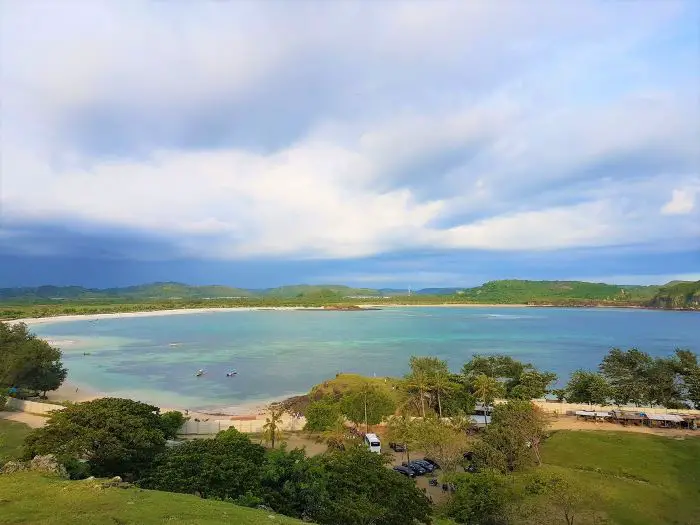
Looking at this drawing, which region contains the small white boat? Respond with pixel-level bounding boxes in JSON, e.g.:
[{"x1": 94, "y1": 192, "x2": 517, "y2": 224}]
[
  {"x1": 195, "y1": 369, "x2": 204, "y2": 377},
  {"x1": 226, "y1": 370, "x2": 238, "y2": 377}
]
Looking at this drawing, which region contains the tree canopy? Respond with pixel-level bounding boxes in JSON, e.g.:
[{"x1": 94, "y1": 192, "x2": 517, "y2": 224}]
[
  {"x1": 0, "y1": 322, "x2": 67, "y2": 396},
  {"x1": 23, "y1": 398, "x2": 178, "y2": 478}
]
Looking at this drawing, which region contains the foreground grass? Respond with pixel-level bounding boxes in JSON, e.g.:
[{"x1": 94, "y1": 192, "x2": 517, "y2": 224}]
[
  {"x1": 0, "y1": 472, "x2": 304, "y2": 525},
  {"x1": 0, "y1": 419, "x2": 31, "y2": 463},
  {"x1": 539, "y1": 431, "x2": 700, "y2": 525}
]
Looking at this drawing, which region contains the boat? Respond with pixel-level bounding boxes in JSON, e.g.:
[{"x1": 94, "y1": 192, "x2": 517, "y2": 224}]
[
  {"x1": 195, "y1": 369, "x2": 204, "y2": 377},
  {"x1": 226, "y1": 370, "x2": 238, "y2": 377}
]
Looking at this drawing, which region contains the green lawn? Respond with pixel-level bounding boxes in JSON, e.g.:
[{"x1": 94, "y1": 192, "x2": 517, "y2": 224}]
[
  {"x1": 538, "y1": 431, "x2": 700, "y2": 525},
  {"x1": 0, "y1": 472, "x2": 304, "y2": 525},
  {"x1": 0, "y1": 419, "x2": 31, "y2": 464}
]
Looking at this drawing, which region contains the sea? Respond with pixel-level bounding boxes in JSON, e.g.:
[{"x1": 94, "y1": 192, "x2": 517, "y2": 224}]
[{"x1": 30, "y1": 307, "x2": 700, "y2": 413}]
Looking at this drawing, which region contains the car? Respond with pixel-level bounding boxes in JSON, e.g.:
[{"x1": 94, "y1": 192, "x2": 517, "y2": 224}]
[
  {"x1": 465, "y1": 464, "x2": 479, "y2": 473},
  {"x1": 422, "y1": 458, "x2": 441, "y2": 469},
  {"x1": 413, "y1": 459, "x2": 436, "y2": 473},
  {"x1": 389, "y1": 442, "x2": 406, "y2": 452},
  {"x1": 402, "y1": 461, "x2": 427, "y2": 475},
  {"x1": 392, "y1": 465, "x2": 415, "y2": 478}
]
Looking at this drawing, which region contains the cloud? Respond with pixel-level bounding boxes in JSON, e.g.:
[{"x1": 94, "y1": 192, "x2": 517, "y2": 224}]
[
  {"x1": 1, "y1": 0, "x2": 698, "y2": 266},
  {"x1": 661, "y1": 188, "x2": 698, "y2": 215}
]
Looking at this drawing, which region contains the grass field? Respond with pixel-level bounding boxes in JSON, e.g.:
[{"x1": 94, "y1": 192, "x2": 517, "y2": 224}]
[
  {"x1": 538, "y1": 431, "x2": 700, "y2": 525},
  {"x1": 0, "y1": 419, "x2": 31, "y2": 464},
  {"x1": 0, "y1": 472, "x2": 304, "y2": 525}
]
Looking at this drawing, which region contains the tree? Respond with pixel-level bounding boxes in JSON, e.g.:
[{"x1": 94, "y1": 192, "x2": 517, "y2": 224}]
[
  {"x1": 159, "y1": 411, "x2": 187, "y2": 439},
  {"x1": 565, "y1": 370, "x2": 610, "y2": 406},
  {"x1": 340, "y1": 385, "x2": 395, "y2": 431},
  {"x1": 321, "y1": 419, "x2": 350, "y2": 451},
  {"x1": 472, "y1": 374, "x2": 505, "y2": 426},
  {"x1": 404, "y1": 357, "x2": 433, "y2": 417},
  {"x1": 473, "y1": 401, "x2": 548, "y2": 472},
  {"x1": 140, "y1": 427, "x2": 265, "y2": 500},
  {"x1": 522, "y1": 471, "x2": 592, "y2": 525},
  {"x1": 509, "y1": 369, "x2": 557, "y2": 400},
  {"x1": 262, "y1": 404, "x2": 286, "y2": 449},
  {"x1": 23, "y1": 398, "x2": 169, "y2": 479},
  {"x1": 0, "y1": 322, "x2": 67, "y2": 396},
  {"x1": 444, "y1": 470, "x2": 511, "y2": 525},
  {"x1": 646, "y1": 357, "x2": 685, "y2": 408},
  {"x1": 304, "y1": 398, "x2": 343, "y2": 432},
  {"x1": 309, "y1": 446, "x2": 432, "y2": 525},
  {"x1": 386, "y1": 414, "x2": 416, "y2": 462},
  {"x1": 599, "y1": 347, "x2": 653, "y2": 406},
  {"x1": 411, "y1": 417, "x2": 469, "y2": 472}
]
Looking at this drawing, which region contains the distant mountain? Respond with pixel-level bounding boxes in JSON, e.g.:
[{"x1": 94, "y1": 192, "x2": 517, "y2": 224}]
[
  {"x1": 1, "y1": 279, "x2": 691, "y2": 307},
  {"x1": 457, "y1": 280, "x2": 660, "y2": 304},
  {"x1": 648, "y1": 280, "x2": 700, "y2": 309}
]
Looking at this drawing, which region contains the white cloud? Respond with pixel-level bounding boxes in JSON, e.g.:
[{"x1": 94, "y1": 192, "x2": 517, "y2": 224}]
[
  {"x1": 1, "y1": 1, "x2": 698, "y2": 260},
  {"x1": 661, "y1": 188, "x2": 697, "y2": 215}
]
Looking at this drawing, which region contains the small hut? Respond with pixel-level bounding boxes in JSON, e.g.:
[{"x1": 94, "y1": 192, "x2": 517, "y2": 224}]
[
  {"x1": 575, "y1": 410, "x2": 611, "y2": 421},
  {"x1": 643, "y1": 413, "x2": 684, "y2": 428},
  {"x1": 611, "y1": 410, "x2": 645, "y2": 426}
]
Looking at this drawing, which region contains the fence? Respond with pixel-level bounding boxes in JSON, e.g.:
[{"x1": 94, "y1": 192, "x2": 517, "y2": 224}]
[
  {"x1": 532, "y1": 399, "x2": 700, "y2": 416},
  {"x1": 5, "y1": 398, "x2": 65, "y2": 415},
  {"x1": 179, "y1": 416, "x2": 306, "y2": 436}
]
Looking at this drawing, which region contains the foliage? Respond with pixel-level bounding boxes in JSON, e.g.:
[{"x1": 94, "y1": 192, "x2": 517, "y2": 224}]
[
  {"x1": 565, "y1": 370, "x2": 611, "y2": 405},
  {"x1": 386, "y1": 414, "x2": 417, "y2": 462},
  {"x1": 648, "y1": 279, "x2": 700, "y2": 309},
  {"x1": 0, "y1": 321, "x2": 67, "y2": 395},
  {"x1": 159, "y1": 411, "x2": 187, "y2": 439},
  {"x1": 411, "y1": 417, "x2": 470, "y2": 472},
  {"x1": 340, "y1": 383, "x2": 396, "y2": 430},
  {"x1": 474, "y1": 401, "x2": 548, "y2": 472},
  {"x1": 471, "y1": 373, "x2": 505, "y2": 415},
  {"x1": 140, "y1": 427, "x2": 266, "y2": 499},
  {"x1": 404, "y1": 356, "x2": 434, "y2": 417},
  {"x1": 262, "y1": 404, "x2": 286, "y2": 449},
  {"x1": 310, "y1": 446, "x2": 432, "y2": 525},
  {"x1": 23, "y1": 397, "x2": 168, "y2": 478},
  {"x1": 462, "y1": 355, "x2": 556, "y2": 400},
  {"x1": 0, "y1": 471, "x2": 305, "y2": 525},
  {"x1": 443, "y1": 470, "x2": 512, "y2": 525},
  {"x1": 521, "y1": 471, "x2": 591, "y2": 525},
  {"x1": 304, "y1": 398, "x2": 342, "y2": 431}
]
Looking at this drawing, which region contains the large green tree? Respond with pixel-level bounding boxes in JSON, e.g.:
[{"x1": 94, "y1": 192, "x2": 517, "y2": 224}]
[
  {"x1": 599, "y1": 347, "x2": 654, "y2": 406},
  {"x1": 340, "y1": 384, "x2": 395, "y2": 431},
  {"x1": 23, "y1": 398, "x2": 173, "y2": 478},
  {"x1": 140, "y1": 427, "x2": 266, "y2": 500},
  {"x1": 443, "y1": 470, "x2": 512, "y2": 525},
  {"x1": 472, "y1": 373, "x2": 505, "y2": 426},
  {"x1": 0, "y1": 322, "x2": 67, "y2": 396},
  {"x1": 462, "y1": 354, "x2": 556, "y2": 400},
  {"x1": 565, "y1": 370, "x2": 610, "y2": 406},
  {"x1": 310, "y1": 446, "x2": 432, "y2": 525},
  {"x1": 304, "y1": 398, "x2": 343, "y2": 432}
]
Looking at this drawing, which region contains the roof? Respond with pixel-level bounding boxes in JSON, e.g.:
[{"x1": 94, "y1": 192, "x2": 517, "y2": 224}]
[
  {"x1": 611, "y1": 410, "x2": 645, "y2": 420},
  {"x1": 644, "y1": 414, "x2": 684, "y2": 423},
  {"x1": 469, "y1": 415, "x2": 492, "y2": 426},
  {"x1": 575, "y1": 410, "x2": 611, "y2": 417},
  {"x1": 364, "y1": 433, "x2": 379, "y2": 441}
]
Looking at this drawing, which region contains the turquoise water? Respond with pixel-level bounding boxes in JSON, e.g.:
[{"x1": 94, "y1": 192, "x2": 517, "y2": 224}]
[{"x1": 31, "y1": 307, "x2": 700, "y2": 412}]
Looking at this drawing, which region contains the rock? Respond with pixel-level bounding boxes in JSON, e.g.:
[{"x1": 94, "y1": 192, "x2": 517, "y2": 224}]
[
  {"x1": 110, "y1": 476, "x2": 122, "y2": 483},
  {"x1": 28, "y1": 454, "x2": 69, "y2": 479},
  {"x1": 0, "y1": 461, "x2": 28, "y2": 474}
]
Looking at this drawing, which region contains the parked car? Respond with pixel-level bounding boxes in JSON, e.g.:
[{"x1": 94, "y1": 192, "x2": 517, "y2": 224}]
[
  {"x1": 392, "y1": 465, "x2": 415, "y2": 478},
  {"x1": 465, "y1": 464, "x2": 478, "y2": 473},
  {"x1": 413, "y1": 459, "x2": 436, "y2": 473},
  {"x1": 463, "y1": 451, "x2": 474, "y2": 461},
  {"x1": 423, "y1": 458, "x2": 441, "y2": 469},
  {"x1": 402, "y1": 461, "x2": 427, "y2": 475},
  {"x1": 389, "y1": 442, "x2": 406, "y2": 452}
]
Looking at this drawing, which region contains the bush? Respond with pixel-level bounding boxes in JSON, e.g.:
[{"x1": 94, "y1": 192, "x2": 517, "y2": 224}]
[{"x1": 159, "y1": 411, "x2": 187, "y2": 439}]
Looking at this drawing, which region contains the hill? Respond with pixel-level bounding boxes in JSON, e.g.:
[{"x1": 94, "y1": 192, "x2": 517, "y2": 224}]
[
  {"x1": 648, "y1": 280, "x2": 700, "y2": 309},
  {"x1": 457, "y1": 279, "x2": 659, "y2": 304},
  {"x1": 0, "y1": 471, "x2": 304, "y2": 525},
  {"x1": 260, "y1": 284, "x2": 382, "y2": 298}
]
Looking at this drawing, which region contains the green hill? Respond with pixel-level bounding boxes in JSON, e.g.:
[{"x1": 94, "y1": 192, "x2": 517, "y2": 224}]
[
  {"x1": 0, "y1": 471, "x2": 303, "y2": 525},
  {"x1": 458, "y1": 280, "x2": 659, "y2": 305},
  {"x1": 261, "y1": 284, "x2": 381, "y2": 298},
  {"x1": 648, "y1": 280, "x2": 700, "y2": 309}
]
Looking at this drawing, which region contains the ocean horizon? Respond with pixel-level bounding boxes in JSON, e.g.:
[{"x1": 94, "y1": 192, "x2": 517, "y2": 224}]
[{"x1": 30, "y1": 306, "x2": 700, "y2": 412}]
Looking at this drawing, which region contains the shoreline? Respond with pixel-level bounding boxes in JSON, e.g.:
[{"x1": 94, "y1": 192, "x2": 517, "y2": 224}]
[{"x1": 8, "y1": 302, "x2": 689, "y2": 327}]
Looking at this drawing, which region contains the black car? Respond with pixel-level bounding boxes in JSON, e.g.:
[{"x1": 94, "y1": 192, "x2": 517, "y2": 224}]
[
  {"x1": 422, "y1": 458, "x2": 441, "y2": 469},
  {"x1": 402, "y1": 461, "x2": 427, "y2": 475},
  {"x1": 389, "y1": 442, "x2": 406, "y2": 452},
  {"x1": 413, "y1": 459, "x2": 436, "y2": 473},
  {"x1": 392, "y1": 465, "x2": 415, "y2": 478}
]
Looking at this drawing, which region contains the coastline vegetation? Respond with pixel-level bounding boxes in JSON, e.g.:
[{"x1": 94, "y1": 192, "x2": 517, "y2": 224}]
[{"x1": 1, "y1": 279, "x2": 698, "y2": 321}]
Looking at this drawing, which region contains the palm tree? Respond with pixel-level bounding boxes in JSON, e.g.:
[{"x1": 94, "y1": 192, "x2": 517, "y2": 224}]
[
  {"x1": 472, "y1": 374, "x2": 503, "y2": 427},
  {"x1": 431, "y1": 370, "x2": 456, "y2": 418},
  {"x1": 262, "y1": 404, "x2": 285, "y2": 449},
  {"x1": 404, "y1": 369, "x2": 431, "y2": 417}
]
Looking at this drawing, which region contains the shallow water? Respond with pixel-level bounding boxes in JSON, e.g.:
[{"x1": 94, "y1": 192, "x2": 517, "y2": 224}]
[{"x1": 32, "y1": 307, "x2": 700, "y2": 412}]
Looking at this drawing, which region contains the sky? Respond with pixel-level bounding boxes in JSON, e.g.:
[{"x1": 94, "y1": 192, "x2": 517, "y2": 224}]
[{"x1": 0, "y1": 0, "x2": 699, "y2": 289}]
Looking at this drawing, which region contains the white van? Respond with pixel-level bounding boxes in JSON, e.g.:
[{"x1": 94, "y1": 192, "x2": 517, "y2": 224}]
[{"x1": 364, "y1": 433, "x2": 381, "y2": 453}]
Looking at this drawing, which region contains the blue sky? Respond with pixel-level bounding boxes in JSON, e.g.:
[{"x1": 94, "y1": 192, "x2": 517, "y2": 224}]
[{"x1": 1, "y1": 1, "x2": 698, "y2": 289}]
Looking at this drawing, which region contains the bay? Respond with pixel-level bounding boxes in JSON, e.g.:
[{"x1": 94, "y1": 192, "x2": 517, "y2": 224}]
[{"x1": 31, "y1": 307, "x2": 700, "y2": 412}]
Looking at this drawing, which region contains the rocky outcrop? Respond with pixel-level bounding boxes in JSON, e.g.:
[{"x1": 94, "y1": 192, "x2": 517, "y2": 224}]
[
  {"x1": 0, "y1": 461, "x2": 28, "y2": 474},
  {"x1": 1, "y1": 454, "x2": 69, "y2": 479}
]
